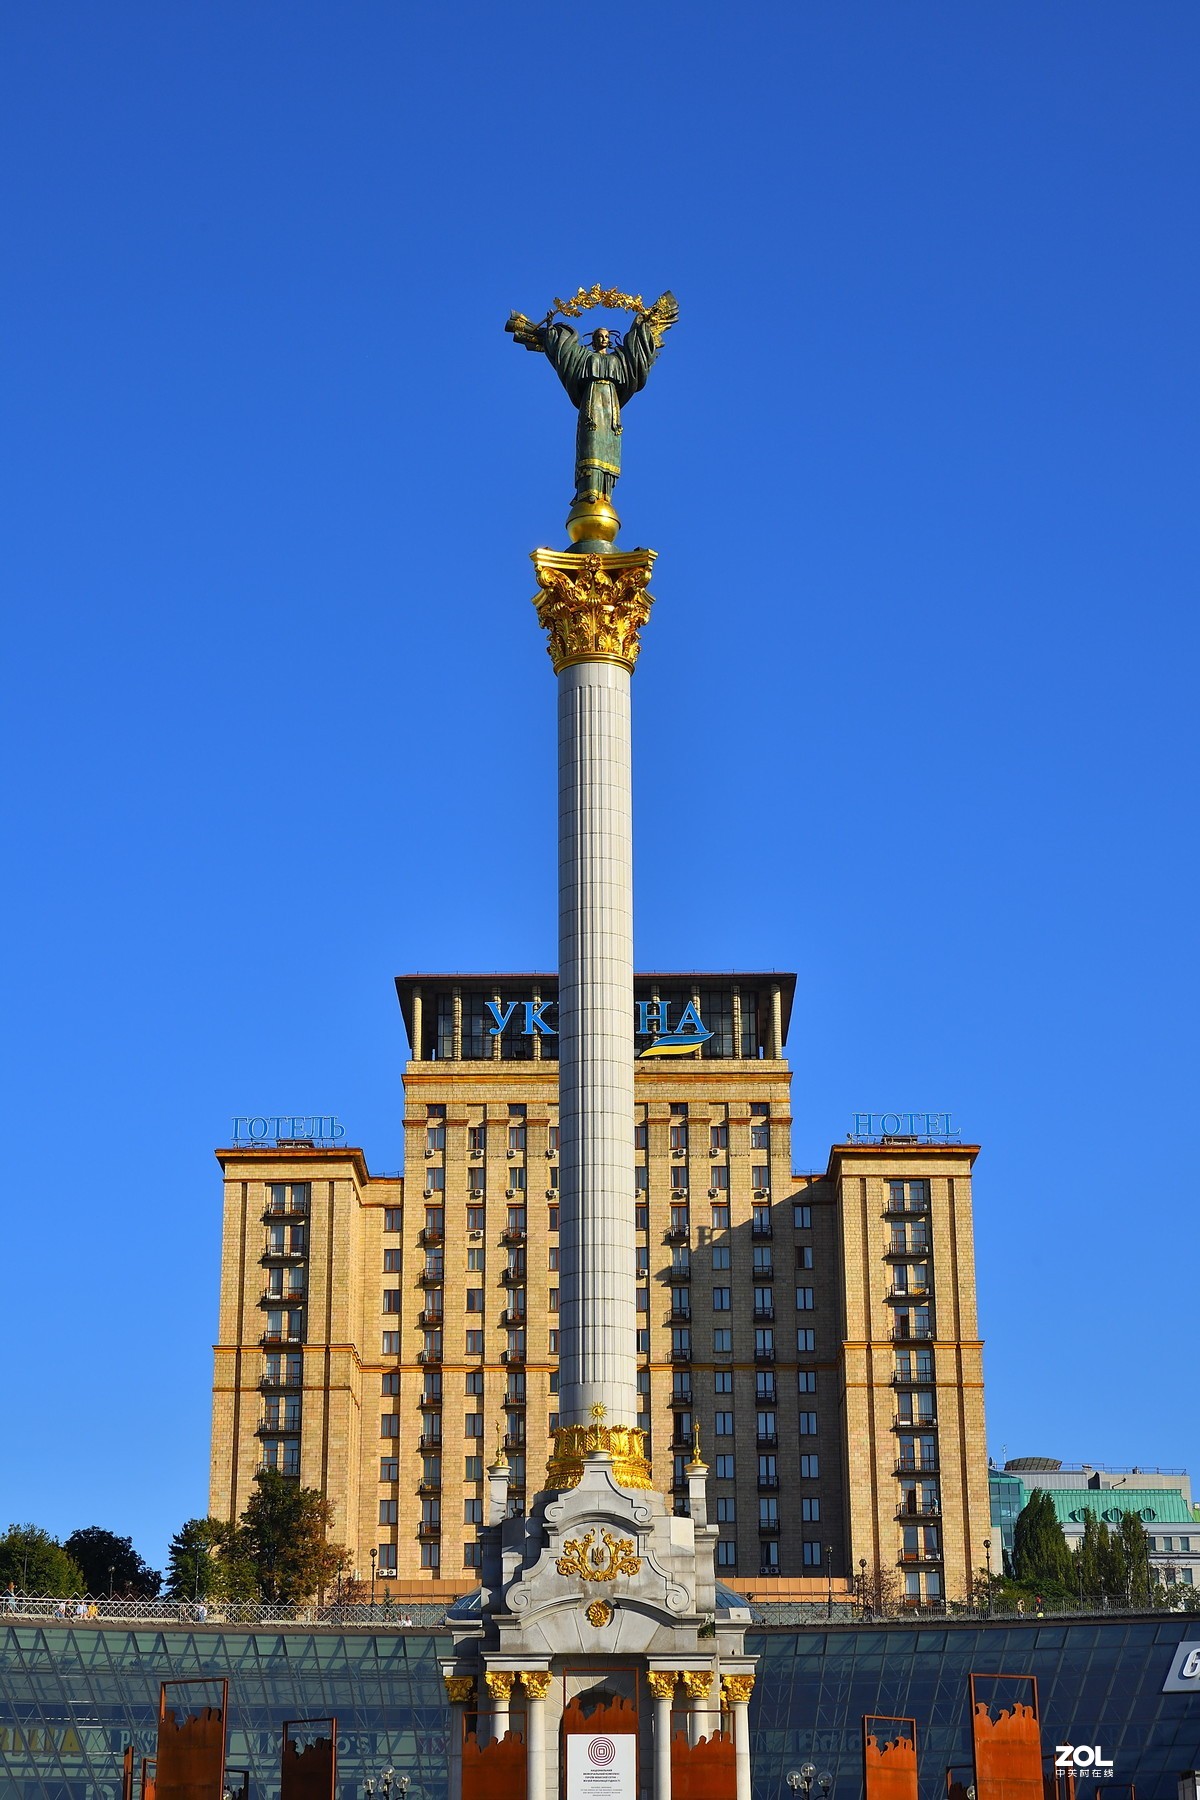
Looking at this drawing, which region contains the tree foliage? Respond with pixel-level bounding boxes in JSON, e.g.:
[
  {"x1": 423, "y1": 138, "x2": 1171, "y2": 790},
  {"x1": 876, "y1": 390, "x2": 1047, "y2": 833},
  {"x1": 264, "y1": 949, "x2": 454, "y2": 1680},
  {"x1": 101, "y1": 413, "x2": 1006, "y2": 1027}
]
[
  {"x1": 63, "y1": 1528, "x2": 160, "y2": 1598},
  {"x1": 1011, "y1": 1490, "x2": 1074, "y2": 1593},
  {"x1": 232, "y1": 1471, "x2": 348, "y2": 1603},
  {"x1": 166, "y1": 1518, "x2": 255, "y2": 1602},
  {"x1": 0, "y1": 1524, "x2": 85, "y2": 1597}
]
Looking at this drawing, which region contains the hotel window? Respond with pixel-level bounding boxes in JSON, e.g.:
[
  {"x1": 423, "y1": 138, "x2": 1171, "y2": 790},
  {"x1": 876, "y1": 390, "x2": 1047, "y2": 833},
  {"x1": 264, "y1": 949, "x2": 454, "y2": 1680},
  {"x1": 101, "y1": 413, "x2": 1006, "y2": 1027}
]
[
  {"x1": 635, "y1": 1121, "x2": 648, "y2": 1149},
  {"x1": 752, "y1": 1166, "x2": 770, "y2": 1191},
  {"x1": 465, "y1": 1412, "x2": 484, "y2": 1438},
  {"x1": 380, "y1": 1458, "x2": 399, "y2": 1482},
  {"x1": 800, "y1": 1453, "x2": 819, "y2": 1477},
  {"x1": 711, "y1": 1203, "x2": 730, "y2": 1230},
  {"x1": 507, "y1": 1204, "x2": 526, "y2": 1229},
  {"x1": 715, "y1": 1411, "x2": 734, "y2": 1435},
  {"x1": 670, "y1": 1203, "x2": 690, "y2": 1234},
  {"x1": 757, "y1": 1409, "x2": 777, "y2": 1440},
  {"x1": 463, "y1": 1542, "x2": 482, "y2": 1568},
  {"x1": 378, "y1": 1544, "x2": 398, "y2": 1574},
  {"x1": 759, "y1": 1497, "x2": 779, "y2": 1529},
  {"x1": 467, "y1": 1248, "x2": 484, "y2": 1272},
  {"x1": 755, "y1": 1371, "x2": 776, "y2": 1402},
  {"x1": 670, "y1": 1122, "x2": 689, "y2": 1151},
  {"x1": 465, "y1": 1370, "x2": 483, "y2": 1395},
  {"x1": 793, "y1": 1203, "x2": 812, "y2": 1229},
  {"x1": 757, "y1": 1453, "x2": 777, "y2": 1484},
  {"x1": 425, "y1": 1206, "x2": 444, "y2": 1233},
  {"x1": 637, "y1": 1246, "x2": 649, "y2": 1275},
  {"x1": 754, "y1": 1286, "x2": 774, "y2": 1316},
  {"x1": 750, "y1": 1122, "x2": 770, "y2": 1150},
  {"x1": 636, "y1": 1288, "x2": 649, "y2": 1312},
  {"x1": 750, "y1": 1102, "x2": 769, "y2": 1116},
  {"x1": 549, "y1": 1246, "x2": 560, "y2": 1271},
  {"x1": 800, "y1": 1498, "x2": 821, "y2": 1522},
  {"x1": 383, "y1": 1249, "x2": 402, "y2": 1273},
  {"x1": 755, "y1": 1328, "x2": 775, "y2": 1357},
  {"x1": 462, "y1": 1289, "x2": 483, "y2": 1314},
  {"x1": 797, "y1": 1328, "x2": 815, "y2": 1352},
  {"x1": 381, "y1": 1372, "x2": 400, "y2": 1395},
  {"x1": 799, "y1": 1411, "x2": 818, "y2": 1434},
  {"x1": 465, "y1": 1455, "x2": 483, "y2": 1481},
  {"x1": 798, "y1": 1370, "x2": 816, "y2": 1393},
  {"x1": 714, "y1": 1370, "x2": 732, "y2": 1393},
  {"x1": 796, "y1": 1245, "x2": 813, "y2": 1270},
  {"x1": 465, "y1": 1330, "x2": 483, "y2": 1354},
  {"x1": 379, "y1": 1500, "x2": 398, "y2": 1525},
  {"x1": 467, "y1": 1206, "x2": 486, "y2": 1231},
  {"x1": 468, "y1": 1125, "x2": 486, "y2": 1155},
  {"x1": 549, "y1": 1289, "x2": 560, "y2": 1311},
  {"x1": 508, "y1": 1103, "x2": 526, "y2": 1117},
  {"x1": 508, "y1": 1123, "x2": 526, "y2": 1152},
  {"x1": 717, "y1": 1541, "x2": 737, "y2": 1567},
  {"x1": 713, "y1": 1328, "x2": 732, "y2": 1352},
  {"x1": 753, "y1": 1247, "x2": 773, "y2": 1276},
  {"x1": 548, "y1": 1205, "x2": 559, "y2": 1232},
  {"x1": 716, "y1": 1454, "x2": 735, "y2": 1479},
  {"x1": 762, "y1": 1538, "x2": 782, "y2": 1569},
  {"x1": 796, "y1": 1287, "x2": 814, "y2": 1310},
  {"x1": 380, "y1": 1415, "x2": 399, "y2": 1438},
  {"x1": 420, "y1": 1543, "x2": 440, "y2": 1570},
  {"x1": 712, "y1": 1244, "x2": 731, "y2": 1271},
  {"x1": 384, "y1": 1208, "x2": 402, "y2": 1232},
  {"x1": 716, "y1": 1497, "x2": 736, "y2": 1522},
  {"x1": 549, "y1": 1329, "x2": 560, "y2": 1353},
  {"x1": 671, "y1": 1328, "x2": 691, "y2": 1358},
  {"x1": 671, "y1": 1101, "x2": 689, "y2": 1115},
  {"x1": 508, "y1": 1167, "x2": 526, "y2": 1192},
  {"x1": 713, "y1": 1288, "x2": 731, "y2": 1311},
  {"x1": 890, "y1": 1178, "x2": 930, "y2": 1212},
  {"x1": 382, "y1": 1332, "x2": 400, "y2": 1354},
  {"x1": 670, "y1": 1167, "x2": 688, "y2": 1194},
  {"x1": 710, "y1": 1165, "x2": 729, "y2": 1191},
  {"x1": 548, "y1": 1125, "x2": 559, "y2": 1152},
  {"x1": 426, "y1": 1123, "x2": 445, "y2": 1153},
  {"x1": 383, "y1": 1290, "x2": 402, "y2": 1313},
  {"x1": 464, "y1": 1498, "x2": 484, "y2": 1524},
  {"x1": 637, "y1": 1328, "x2": 649, "y2": 1353},
  {"x1": 802, "y1": 1541, "x2": 822, "y2": 1567},
  {"x1": 635, "y1": 1166, "x2": 648, "y2": 1192},
  {"x1": 426, "y1": 1167, "x2": 445, "y2": 1192},
  {"x1": 548, "y1": 1166, "x2": 559, "y2": 1190}
]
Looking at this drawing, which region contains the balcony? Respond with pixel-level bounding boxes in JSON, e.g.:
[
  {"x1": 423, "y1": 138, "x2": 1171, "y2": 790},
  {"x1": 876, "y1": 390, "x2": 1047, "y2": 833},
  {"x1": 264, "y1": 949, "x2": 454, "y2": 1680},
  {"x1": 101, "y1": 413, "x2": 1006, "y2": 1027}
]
[
  {"x1": 500, "y1": 1227, "x2": 526, "y2": 1246},
  {"x1": 256, "y1": 1417, "x2": 301, "y2": 1436},
  {"x1": 753, "y1": 1348, "x2": 776, "y2": 1364},
  {"x1": 753, "y1": 1305, "x2": 775, "y2": 1322},
  {"x1": 665, "y1": 1225, "x2": 690, "y2": 1245},
  {"x1": 885, "y1": 1239, "x2": 930, "y2": 1259},
  {"x1": 417, "y1": 1478, "x2": 441, "y2": 1495},
  {"x1": 418, "y1": 1269, "x2": 444, "y2": 1288},
  {"x1": 886, "y1": 1284, "x2": 931, "y2": 1303},
  {"x1": 260, "y1": 1288, "x2": 305, "y2": 1308},
  {"x1": 669, "y1": 1346, "x2": 692, "y2": 1364},
  {"x1": 261, "y1": 1245, "x2": 306, "y2": 1264},
  {"x1": 500, "y1": 1308, "x2": 526, "y2": 1327},
  {"x1": 883, "y1": 1198, "x2": 928, "y2": 1218},
  {"x1": 418, "y1": 1393, "x2": 442, "y2": 1411},
  {"x1": 416, "y1": 1347, "x2": 441, "y2": 1364},
  {"x1": 895, "y1": 1501, "x2": 941, "y2": 1520},
  {"x1": 262, "y1": 1199, "x2": 309, "y2": 1222},
  {"x1": 756, "y1": 1432, "x2": 779, "y2": 1449},
  {"x1": 758, "y1": 1518, "x2": 781, "y2": 1535},
  {"x1": 897, "y1": 1550, "x2": 943, "y2": 1567},
  {"x1": 418, "y1": 1309, "x2": 444, "y2": 1329},
  {"x1": 751, "y1": 1221, "x2": 774, "y2": 1241},
  {"x1": 669, "y1": 1389, "x2": 694, "y2": 1409},
  {"x1": 417, "y1": 1523, "x2": 441, "y2": 1541},
  {"x1": 500, "y1": 1269, "x2": 526, "y2": 1288},
  {"x1": 669, "y1": 1306, "x2": 692, "y2": 1324},
  {"x1": 502, "y1": 1435, "x2": 526, "y2": 1453},
  {"x1": 893, "y1": 1415, "x2": 938, "y2": 1432},
  {"x1": 259, "y1": 1331, "x2": 303, "y2": 1347},
  {"x1": 891, "y1": 1324, "x2": 934, "y2": 1341},
  {"x1": 757, "y1": 1475, "x2": 780, "y2": 1492},
  {"x1": 256, "y1": 1461, "x2": 299, "y2": 1479},
  {"x1": 418, "y1": 1227, "x2": 444, "y2": 1247},
  {"x1": 418, "y1": 1432, "x2": 443, "y2": 1452},
  {"x1": 894, "y1": 1457, "x2": 940, "y2": 1476},
  {"x1": 501, "y1": 1348, "x2": 525, "y2": 1366},
  {"x1": 890, "y1": 1370, "x2": 933, "y2": 1387},
  {"x1": 259, "y1": 1374, "x2": 300, "y2": 1392},
  {"x1": 755, "y1": 1386, "x2": 778, "y2": 1405},
  {"x1": 757, "y1": 1564, "x2": 781, "y2": 1577}
]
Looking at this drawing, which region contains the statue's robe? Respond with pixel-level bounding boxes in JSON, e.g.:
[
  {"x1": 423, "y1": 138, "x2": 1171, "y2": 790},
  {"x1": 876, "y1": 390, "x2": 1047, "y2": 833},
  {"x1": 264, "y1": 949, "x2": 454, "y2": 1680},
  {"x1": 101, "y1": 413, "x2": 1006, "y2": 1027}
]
[{"x1": 540, "y1": 319, "x2": 661, "y2": 499}]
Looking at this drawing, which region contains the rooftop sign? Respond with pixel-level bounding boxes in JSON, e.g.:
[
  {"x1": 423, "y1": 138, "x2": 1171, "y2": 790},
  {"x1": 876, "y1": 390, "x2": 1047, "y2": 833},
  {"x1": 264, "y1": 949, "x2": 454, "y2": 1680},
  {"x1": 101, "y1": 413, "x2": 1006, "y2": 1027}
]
[
  {"x1": 849, "y1": 1113, "x2": 960, "y2": 1142},
  {"x1": 232, "y1": 1116, "x2": 346, "y2": 1144}
]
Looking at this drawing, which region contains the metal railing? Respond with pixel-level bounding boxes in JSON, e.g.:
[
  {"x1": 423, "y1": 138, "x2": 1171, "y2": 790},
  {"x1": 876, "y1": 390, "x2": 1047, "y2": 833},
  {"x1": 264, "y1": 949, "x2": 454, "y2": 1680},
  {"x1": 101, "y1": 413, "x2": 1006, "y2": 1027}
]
[{"x1": 0, "y1": 1593, "x2": 450, "y2": 1627}]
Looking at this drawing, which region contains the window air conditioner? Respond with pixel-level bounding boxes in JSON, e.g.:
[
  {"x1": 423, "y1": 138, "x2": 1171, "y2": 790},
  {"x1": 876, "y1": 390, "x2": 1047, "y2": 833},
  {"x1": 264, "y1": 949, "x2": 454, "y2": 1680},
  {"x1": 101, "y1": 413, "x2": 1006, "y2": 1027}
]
[
  {"x1": 505, "y1": 1189, "x2": 515, "y2": 1198},
  {"x1": 708, "y1": 1188, "x2": 717, "y2": 1197},
  {"x1": 470, "y1": 1189, "x2": 485, "y2": 1199},
  {"x1": 423, "y1": 1188, "x2": 433, "y2": 1198}
]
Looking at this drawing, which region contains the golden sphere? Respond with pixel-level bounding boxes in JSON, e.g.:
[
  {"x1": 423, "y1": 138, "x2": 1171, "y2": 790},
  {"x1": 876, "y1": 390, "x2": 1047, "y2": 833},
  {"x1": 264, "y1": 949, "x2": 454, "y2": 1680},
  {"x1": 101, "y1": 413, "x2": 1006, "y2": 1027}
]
[{"x1": 566, "y1": 495, "x2": 620, "y2": 546}]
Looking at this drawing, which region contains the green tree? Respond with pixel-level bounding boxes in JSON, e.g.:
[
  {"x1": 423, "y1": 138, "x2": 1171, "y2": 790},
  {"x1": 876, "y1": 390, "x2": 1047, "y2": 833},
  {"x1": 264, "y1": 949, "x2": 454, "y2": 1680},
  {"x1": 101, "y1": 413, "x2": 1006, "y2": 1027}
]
[
  {"x1": 0, "y1": 1525, "x2": 85, "y2": 1597},
  {"x1": 1119, "y1": 1511, "x2": 1153, "y2": 1607},
  {"x1": 1011, "y1": 1490, "x2": 1073, "y2": 1594},
  {"x1": 232, "y1": 1473, "x2": 347, "y2": 1604},
  {"x1": 1074, "y1": 1511, "x2": 1103, "y2": 1604},
  {"x1": 63, "y1": 1528, "x2": 160, "y2": 1599},
  {"x1": 166, "y1": 1518, "x2": 259, "y2": 1603}
]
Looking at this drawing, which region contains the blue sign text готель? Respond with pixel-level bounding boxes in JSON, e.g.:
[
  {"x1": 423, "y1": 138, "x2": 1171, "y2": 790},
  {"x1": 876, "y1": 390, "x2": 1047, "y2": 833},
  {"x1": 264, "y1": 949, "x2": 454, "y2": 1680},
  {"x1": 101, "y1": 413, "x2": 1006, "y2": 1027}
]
[
  {"x1": 232, "y1": 1116, "x2": 346, "y2": 1143},
  {"x1": 850, "y1": 1113, "x2": 960, "y2": 1142}
]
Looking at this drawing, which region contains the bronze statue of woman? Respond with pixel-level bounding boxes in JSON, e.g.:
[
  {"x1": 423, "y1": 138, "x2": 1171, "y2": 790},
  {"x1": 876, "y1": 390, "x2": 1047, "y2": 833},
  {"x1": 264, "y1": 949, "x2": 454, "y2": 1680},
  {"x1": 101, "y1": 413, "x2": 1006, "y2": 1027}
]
[{"x1": 506, "y1": 291, "x2": 677, "y2": 548}]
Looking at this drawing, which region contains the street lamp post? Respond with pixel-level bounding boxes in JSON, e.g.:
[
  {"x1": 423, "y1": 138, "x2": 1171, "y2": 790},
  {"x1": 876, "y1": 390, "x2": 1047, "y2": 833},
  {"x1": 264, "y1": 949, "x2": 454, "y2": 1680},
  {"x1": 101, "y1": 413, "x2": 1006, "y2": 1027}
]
[
  {"x1": 365, "y1": 1769, "x2": 410, "y2": 1798},
  {"x1": 370, "y1": 1548, "x2": 377, "y2": 1611},
  {"x1": 826, "y1": 1548, "x2": 834, "y2": 1619},
  {"x1": 983, "y1": 1539, "x2": 992, "y2": 1614},
  {"x1": 858, "y1": 1558, "x2": 867, "y2": 1617},
  {"x1": 787, "y1": 1765, "x2": 832, "y2": 1800}
]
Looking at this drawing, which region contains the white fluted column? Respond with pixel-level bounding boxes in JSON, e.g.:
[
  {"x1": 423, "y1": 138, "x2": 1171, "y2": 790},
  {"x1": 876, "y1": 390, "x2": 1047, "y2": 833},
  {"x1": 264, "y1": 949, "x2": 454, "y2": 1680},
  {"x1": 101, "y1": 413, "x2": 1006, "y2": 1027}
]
[
  {"x1": 523, "y1": 1673, "x2": 551, "y2": 1800},
  {"x1": 485, "y1": 1672, "x2": 513, "y2": 1744},
  {"x1": 557, "y1": 659, "x2": 637, "y2": 1427},
  {"x1": 648, "y1": 1675, "x2": 676, "y2": 1800}
]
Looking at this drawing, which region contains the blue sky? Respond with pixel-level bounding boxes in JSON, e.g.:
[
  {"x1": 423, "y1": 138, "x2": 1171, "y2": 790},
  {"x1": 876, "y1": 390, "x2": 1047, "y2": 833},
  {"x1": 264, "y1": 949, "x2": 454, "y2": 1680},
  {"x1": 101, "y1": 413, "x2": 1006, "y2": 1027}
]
[{"x1": 2, "y1": 3, "x2": 1197, "y2": 1574}]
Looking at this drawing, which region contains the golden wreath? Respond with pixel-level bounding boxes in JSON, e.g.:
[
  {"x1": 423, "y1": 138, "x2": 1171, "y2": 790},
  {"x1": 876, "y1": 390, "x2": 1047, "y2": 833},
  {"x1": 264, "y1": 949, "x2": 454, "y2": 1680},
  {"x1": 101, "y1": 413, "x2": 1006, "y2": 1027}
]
[{"x1": 506, "y1": 288, "x2": 678, "y2": 352}]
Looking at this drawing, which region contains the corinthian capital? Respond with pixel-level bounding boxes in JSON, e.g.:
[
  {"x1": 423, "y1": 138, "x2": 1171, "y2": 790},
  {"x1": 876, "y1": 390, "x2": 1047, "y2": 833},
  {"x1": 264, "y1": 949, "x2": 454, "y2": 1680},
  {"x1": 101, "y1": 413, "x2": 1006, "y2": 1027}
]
[
  {"x1": 646, "y1": 1671, "x2": 680, "y2": 1701},
  {"x1": 721, "y1": 1675, "x2": 755, "y2": 1705},
  {"x1": 484, "y1": 1671, "x2": 516, "y2": 1701},
  {"x1": 532, "y1": 549, "x2": 657, "y2": 675},
  {"x1": 680, "y1": 1671, "x2": 713, "y2": 1700}
]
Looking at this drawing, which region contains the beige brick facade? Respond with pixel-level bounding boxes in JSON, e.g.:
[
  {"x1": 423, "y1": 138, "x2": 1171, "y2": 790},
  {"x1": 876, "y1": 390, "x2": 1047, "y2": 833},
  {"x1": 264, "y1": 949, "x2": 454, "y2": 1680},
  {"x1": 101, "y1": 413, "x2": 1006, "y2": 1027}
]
[{"x1": 209, "y1": 972, "x2": 988, "y2": 1606}]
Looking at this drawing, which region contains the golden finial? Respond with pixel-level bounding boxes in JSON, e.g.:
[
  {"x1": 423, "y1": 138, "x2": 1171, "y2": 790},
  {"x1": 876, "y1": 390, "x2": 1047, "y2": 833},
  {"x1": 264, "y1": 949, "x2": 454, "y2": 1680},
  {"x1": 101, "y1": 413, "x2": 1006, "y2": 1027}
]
[
  {"x1": 689, "y1": 1422, "x2": 704, "y2": 1465},
  {"x1": 493, "y1": 1423, "x2": 508, "y2": 1470}
]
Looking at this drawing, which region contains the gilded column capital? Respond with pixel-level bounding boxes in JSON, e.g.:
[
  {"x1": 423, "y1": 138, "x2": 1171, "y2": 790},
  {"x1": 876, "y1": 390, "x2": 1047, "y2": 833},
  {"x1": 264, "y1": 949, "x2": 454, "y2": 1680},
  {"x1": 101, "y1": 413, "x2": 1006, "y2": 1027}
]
[
  {"x1": 721, "y1": 1675, "x2": 755, "y2": 1705},
  {"x1": 520, "y1": 1671, "x2": 554, "y2": 1700},
  {"x1": 531, "y1": 548, "x2": 657, "y2": 675},
  {"x1": 646, "y1": 1671, "x2": 680, "y2": 1701},
  {"x1": 444, "y1": 1676, "x2": 476, "y2": 1704},
  {"x1": 484, "y1": 1671, "x2": 516, "y2": 1701},
  {"x1": 680, "y1": 1671, "x2": 713, "y2": 1700},
  {"x1": 546, "y1": 1422, "x2": 653, "y2": 1491}
]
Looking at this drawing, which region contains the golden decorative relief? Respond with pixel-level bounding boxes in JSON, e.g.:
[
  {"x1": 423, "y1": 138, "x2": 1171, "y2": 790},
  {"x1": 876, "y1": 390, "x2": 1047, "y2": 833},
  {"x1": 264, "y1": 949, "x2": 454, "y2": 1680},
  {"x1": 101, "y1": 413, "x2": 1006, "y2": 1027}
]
[
  {"x1": 556, "y1": 1529, "x2": 642, "y2": 1584},
  {"x1": 545, "y1": 1421, "x2": 653, "y2": 1490},
  {"x1": 553, "y1": 285, "x2": 647, "y2": 318},
  {"x1": 646, "y1": 1672, "x2": 680, "y2": 1701},
  {"x1": 721, "y1": 1676, "x2": 755, "y2": 1705},
  {"x1": 484, "y1": 1672, "x2": 516, "y2": 1701},
  {"x1": 585, "y1": 1600, "x2": 614, "y2": 1629},
  {"x1": 521, "y1": 1671, "x2": 554, "y2": 1699},
  {"x1": 444, "y1": 1676, "x2": 475, "y2": 1704},
  {"x1": 680, "y1": 1672, "x2": 714, "y2": 1700},
  {"x1": 532, "y1": 549, "x2": 657, "y2": 675}
]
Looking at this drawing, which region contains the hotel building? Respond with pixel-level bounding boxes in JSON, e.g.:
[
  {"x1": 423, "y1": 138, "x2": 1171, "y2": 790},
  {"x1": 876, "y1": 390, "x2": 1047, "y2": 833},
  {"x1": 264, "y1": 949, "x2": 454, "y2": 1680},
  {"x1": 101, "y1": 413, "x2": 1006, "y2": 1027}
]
[{"x1": 210, "y1": 970, "x2": 989, "y2": 1603}]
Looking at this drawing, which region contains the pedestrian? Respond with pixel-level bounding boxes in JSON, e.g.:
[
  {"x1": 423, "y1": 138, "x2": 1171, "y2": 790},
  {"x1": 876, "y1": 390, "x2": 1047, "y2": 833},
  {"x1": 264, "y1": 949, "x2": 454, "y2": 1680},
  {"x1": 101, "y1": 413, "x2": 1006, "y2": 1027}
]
[{"x1": 4, "y1": 1583, "x2": 16, "y2": 1614}]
